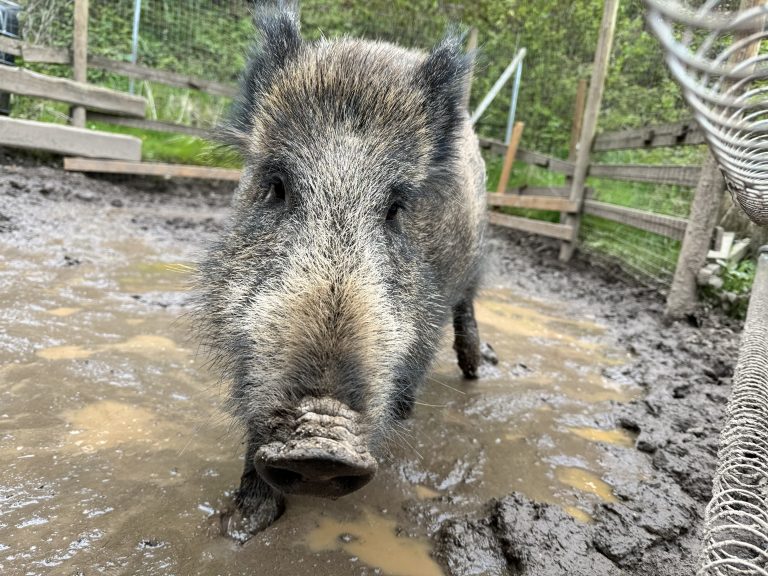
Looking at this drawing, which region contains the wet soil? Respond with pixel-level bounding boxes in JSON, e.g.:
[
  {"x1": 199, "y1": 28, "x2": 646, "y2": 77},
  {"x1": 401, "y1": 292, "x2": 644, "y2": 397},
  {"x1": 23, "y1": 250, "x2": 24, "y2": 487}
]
[{"x1": 0, "y1": 158, "x2": 741, "y2": 575}]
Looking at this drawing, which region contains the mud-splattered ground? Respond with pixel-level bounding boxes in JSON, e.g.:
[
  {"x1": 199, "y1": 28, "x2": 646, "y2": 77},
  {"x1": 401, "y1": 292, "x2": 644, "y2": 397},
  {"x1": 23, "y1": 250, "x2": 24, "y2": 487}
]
[{"x1": 0, "y1": 159, "x2": 740, "y2": 575}]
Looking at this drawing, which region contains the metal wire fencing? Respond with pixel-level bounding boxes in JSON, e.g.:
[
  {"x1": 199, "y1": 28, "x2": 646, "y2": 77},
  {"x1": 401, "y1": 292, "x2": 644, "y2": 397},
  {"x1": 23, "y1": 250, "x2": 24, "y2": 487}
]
[{"x1": 578, "y1": 0, "x2": 705, "y2": 286}]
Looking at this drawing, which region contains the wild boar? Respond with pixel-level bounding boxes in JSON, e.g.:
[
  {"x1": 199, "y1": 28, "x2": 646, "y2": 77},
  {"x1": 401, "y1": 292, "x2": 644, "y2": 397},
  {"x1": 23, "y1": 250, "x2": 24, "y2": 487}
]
[{"x1": 195, "y1": 3, "x2": 496, "y2": 538}]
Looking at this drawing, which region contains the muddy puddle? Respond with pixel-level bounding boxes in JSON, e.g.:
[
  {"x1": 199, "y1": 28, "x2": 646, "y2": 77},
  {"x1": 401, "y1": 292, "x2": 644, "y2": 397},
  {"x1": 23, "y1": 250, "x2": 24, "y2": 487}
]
[{"x1": 0, "y1": 184, "x2": 644, "y2": 576}]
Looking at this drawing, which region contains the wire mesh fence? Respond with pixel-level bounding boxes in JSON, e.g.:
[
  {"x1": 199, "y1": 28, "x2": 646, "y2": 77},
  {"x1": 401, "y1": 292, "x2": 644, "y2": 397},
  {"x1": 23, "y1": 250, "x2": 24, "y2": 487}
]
[{"x1": 577, "y1": 0, "x2": 706, "y2": 286}]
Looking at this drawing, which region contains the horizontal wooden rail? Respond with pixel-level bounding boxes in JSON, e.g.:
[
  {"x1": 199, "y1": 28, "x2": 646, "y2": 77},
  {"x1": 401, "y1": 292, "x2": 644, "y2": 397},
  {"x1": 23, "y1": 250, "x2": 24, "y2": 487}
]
[
  {"x1": 0, "y1": 35, "x2": 70, "y2": 64},
  {"x1": 87, "y1": 113, "x2": 211, "y2": 139},
  {"x1": 0, "y1": 117, "x2": 141, "y2": 161},
  {"x1": 478, "y1": 137, "x2": 576, "y2": 175},
  {"x1": 0, "y1": 36, "x2": 237, "y2": 98},
  {"x1": 502, "y1": 186, "x2": 570, "y2": 197},
  {"x1": 487, "y1": 192, "x2": 578, "y2": 212},
  {"x1": 518, "y1": 149, "x2": 576, "y2": 175},
  {"x1": 89, "y1": 56, "x2": 237, "y2": 98},
  {"x1": 0, "y1": 66, "x2": 146, "y2": 117},
  {"x1": 588, "y1": 163, "x2": 701, "y2": 187},
  {"x1": 64, "y1": 157, "x2": 241, "y2": 181},
  {"x1": 488, "y1": 211, "x2": 575, "y2": 240},
  {"x1": 593, "y1": 121, "x2": 705, "y2": 151},
  {"x1": 583, "y1": 199, "x2": 688, "y2": 240}
]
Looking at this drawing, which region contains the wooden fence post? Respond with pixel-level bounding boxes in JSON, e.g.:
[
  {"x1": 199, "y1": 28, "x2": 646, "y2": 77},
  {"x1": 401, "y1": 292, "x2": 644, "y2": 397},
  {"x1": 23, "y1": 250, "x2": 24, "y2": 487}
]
[
  {"x1": 665, "y1": 153, "x2": 726, "y2": 318},
  {"x1": 463, "y1": 27, "x2": 478, "y2": 110},
  {"x1": 568, "y1": 79, "x2": 588, "y2": 163},
  {"x1": 665, "y1": 0, "x2": 765, "y2": 319},
  {"x1": 71, "y1": 0, "x2": 89, "y2": 127},
  {"x1": 559, "y1": 0, "x2": 619, "y2": 262},
  {"x1": 496, "y1": 121, "x2": 525, "y2": 194},
  {"x1": 561, "y1": 78, "x2": 588, "y2": 225}
]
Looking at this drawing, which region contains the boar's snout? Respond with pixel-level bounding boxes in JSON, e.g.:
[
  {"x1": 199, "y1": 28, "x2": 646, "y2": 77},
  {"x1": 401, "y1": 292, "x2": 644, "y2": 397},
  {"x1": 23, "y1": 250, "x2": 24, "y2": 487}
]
[{"x1": 254, "y1": 397, "x2": 378, "y2": 498}]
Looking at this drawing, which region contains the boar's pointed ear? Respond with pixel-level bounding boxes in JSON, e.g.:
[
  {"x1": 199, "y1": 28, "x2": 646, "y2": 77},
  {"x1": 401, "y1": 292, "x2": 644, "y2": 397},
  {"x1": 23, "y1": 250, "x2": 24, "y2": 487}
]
[
  {"x1": 219, "y1": 1, "x2": 302, "y2": 149},
  {"x1": 417, "y1": 31, "x2": 472, "y2": 164}
]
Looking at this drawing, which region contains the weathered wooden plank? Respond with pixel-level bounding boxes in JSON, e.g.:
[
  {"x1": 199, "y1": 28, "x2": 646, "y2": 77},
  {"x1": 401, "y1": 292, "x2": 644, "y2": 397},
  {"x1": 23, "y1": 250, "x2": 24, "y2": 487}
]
[
  {"x1": 509, "y1": 186, "x2": 570, "y2": 197},
  {"x1": 503, "y1": 186, "x2": 570, "y2": 197},
  {"x1": 0, "y1": 66, "x2": 145, "y2": 117},
  {"x1": 63, "y1": 157, "x2": 241, "y2": 181},
  {"x1": 487, "y1": 193, "x2": 578, "y2": 212},
  {"x1": 477, "y1": 137, "x2": 575, "y2": 175},
  {"x1": 89, "y1": 56, "x2": 237, "y2": 98},
  {"x1": 583, "y1": 199, "x2": 688, "y2": 240},
  {"x1": 593, "y1": 121, "x2": 706, "y2": 151},
  {"x1": 0, "y1": 35, "x2": 71, "y2": 64},
  {"x1": 496, "y1": 122, "x2": 525, "y2": 193},
  {"x1": 516, "y1": 149, "x2": 575, "y2": 176},
  {"x1": 0, "y1": 116, "x2": 141, "y2": 161},
  {"x1": 478, "y1": 137, "x2": 507, "y2": 155},
  {"x1": 488, "y1": 211, "x2": 575, "y2": 240},
  {"x1": 71, "y1": 0, "x2": 90, "y2": 127},
  {"x1": 588, "y1": 163, "x2": 701, "y2": 187},
  {"x1": 87, "y1": 113, "x2": 210, "y2": 139},
  {"x1": 0, "y1": 35, "x2": 22, "y2": 56}
]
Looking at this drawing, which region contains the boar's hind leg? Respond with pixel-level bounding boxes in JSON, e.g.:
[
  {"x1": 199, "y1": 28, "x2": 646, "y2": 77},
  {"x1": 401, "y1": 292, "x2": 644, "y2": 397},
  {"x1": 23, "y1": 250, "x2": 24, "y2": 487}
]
[
  {"x1": 453, "y1": 296, "x2": 498, "y2": 379},
  {"x1": 219, "y1": 446, "x2": 285, "y2": 541}
]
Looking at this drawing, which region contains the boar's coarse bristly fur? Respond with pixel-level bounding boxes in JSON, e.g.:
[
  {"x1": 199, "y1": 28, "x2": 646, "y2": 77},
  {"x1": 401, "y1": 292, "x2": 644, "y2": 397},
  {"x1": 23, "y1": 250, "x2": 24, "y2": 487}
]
[{"x1": 194, "y1": 3, "x2": 492, "y2": 537}]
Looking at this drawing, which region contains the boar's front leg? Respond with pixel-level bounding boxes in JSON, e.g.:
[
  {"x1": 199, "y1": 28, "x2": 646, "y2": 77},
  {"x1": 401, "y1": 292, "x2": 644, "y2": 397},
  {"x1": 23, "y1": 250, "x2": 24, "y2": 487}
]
[
  {"x1": 219, "y1": 440, "x2": 285, "y2": 541},
  {"x1": 453, "y1": 295, "x2": 497, "y2": 379}
]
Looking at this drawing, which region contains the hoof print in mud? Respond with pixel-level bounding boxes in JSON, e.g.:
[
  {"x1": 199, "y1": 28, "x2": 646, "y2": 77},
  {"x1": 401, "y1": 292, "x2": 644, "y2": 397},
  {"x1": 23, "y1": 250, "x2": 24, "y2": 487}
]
[{"x1": 480, "y1": 341, "x2": 498, "y2": 366}]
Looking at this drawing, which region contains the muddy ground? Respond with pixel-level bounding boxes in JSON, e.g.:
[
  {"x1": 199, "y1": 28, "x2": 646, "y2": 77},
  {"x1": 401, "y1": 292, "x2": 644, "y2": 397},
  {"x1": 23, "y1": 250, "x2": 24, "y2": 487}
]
[{"x1": 0, "y1": 156, "x2": 741, "y2": 576}]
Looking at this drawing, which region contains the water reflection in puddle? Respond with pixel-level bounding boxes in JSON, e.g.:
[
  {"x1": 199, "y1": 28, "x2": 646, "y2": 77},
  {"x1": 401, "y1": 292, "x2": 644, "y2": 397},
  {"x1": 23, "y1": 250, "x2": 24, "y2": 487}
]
[{"x1": 306, "y1": 508, "x2": 443, "y2": 576}]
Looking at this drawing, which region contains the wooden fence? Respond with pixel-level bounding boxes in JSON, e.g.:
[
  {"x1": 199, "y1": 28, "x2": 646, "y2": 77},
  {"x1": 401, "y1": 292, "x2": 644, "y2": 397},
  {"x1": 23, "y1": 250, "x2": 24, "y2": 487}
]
[
  {"x1": 0, "y1": 3, "x2": 237, "y2": 178},
  {"x1": 482, "y1": 130, "x2": 696, "y2": 248},
  {"x1": 481, "y1": 0, "x2": 715, "y2": 297}
]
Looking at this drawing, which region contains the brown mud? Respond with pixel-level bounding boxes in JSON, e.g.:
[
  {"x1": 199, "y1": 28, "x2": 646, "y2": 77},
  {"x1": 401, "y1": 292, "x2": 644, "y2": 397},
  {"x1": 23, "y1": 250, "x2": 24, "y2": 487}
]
[{"x1": 0, "y1": 158, "x2": 740, "y2": 575}]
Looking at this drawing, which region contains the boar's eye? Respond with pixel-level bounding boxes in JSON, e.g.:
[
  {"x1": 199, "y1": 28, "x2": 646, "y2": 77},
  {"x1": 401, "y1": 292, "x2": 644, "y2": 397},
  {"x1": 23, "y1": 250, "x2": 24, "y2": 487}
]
[
  {"x1": 385, "y1": 201, "x2": 402, "y2": 222},
  {"x1": 265, "y1": 176, "x2": 287, "y2": 204}
]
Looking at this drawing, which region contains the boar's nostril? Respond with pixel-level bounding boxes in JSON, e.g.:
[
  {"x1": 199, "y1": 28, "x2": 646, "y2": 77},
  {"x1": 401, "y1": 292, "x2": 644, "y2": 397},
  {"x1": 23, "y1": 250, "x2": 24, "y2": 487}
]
[
  {"x1": 264, "y1": 467, "x2": 303, "y2": 489},
  {"x1": 255, "y1": 440, "x2": 377, "y2": 499},
  {"x1": 260, "y1": 461, "x2": 374, "y2": 498}
]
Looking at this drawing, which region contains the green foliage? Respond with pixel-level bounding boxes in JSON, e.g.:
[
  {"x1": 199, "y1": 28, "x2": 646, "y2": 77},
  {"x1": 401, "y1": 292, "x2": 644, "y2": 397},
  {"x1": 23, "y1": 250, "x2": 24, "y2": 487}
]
[
  {"x1": 720, "y1": 260, "x2": 757, "y2": 295},
  {"x1": 89, "y1": 122, "x2": 241, "y2": 168},
  {"x1": 13, "y1": 0, "x2": 688, "y2": 162},
  {"x1": 580, "y1": 214, "x2": 681, "y2": 283},
  {"x1": 701, "y1": 259, "x2": 756, "y2": 320}
]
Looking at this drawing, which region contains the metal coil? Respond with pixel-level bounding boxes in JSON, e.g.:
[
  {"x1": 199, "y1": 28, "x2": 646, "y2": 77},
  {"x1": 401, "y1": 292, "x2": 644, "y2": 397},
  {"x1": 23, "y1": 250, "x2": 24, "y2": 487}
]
[{"x1": 645, "y1": 0, "x2": 768, "y2": 226}]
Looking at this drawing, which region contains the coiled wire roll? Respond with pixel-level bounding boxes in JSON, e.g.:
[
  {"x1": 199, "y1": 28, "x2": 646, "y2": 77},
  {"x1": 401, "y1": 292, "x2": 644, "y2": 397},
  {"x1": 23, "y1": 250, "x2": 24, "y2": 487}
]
[{"x1": 645, "y1": 0, "x2": 768, "y2": 226}]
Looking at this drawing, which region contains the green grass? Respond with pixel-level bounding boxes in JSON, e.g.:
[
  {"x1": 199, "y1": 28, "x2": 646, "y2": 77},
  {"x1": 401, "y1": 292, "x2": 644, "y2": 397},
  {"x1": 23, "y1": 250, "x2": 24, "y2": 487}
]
[
  {"x1": 580, "y1": 215, "x2": 681, "y2": 283},
  {"x1": 89, "y1": 122, "x2": 242, "y2": 168}
]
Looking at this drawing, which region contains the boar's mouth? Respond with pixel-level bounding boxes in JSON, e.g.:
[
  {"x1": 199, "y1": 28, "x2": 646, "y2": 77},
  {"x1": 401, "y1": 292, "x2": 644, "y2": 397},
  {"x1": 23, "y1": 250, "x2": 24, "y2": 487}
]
[{"x1": 254, "y1": 398, "x2": 378, "y2": 498}]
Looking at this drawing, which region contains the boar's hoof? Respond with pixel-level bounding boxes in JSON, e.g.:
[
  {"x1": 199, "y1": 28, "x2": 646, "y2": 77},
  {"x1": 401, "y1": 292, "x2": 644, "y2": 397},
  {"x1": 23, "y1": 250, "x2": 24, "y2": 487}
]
[
  {"x1": 456, "y1": 341, "x2": 499, "y2": 380},
  {"x1": 217, "y1": 480, "x2": 285, "y2": 542}
]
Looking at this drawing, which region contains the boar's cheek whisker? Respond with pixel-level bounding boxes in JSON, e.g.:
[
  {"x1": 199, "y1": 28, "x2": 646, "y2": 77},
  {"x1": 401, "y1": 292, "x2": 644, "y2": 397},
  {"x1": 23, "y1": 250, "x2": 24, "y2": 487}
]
[{"x1": 424, "y1": 375, "x2": 466, "y2": 395}]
